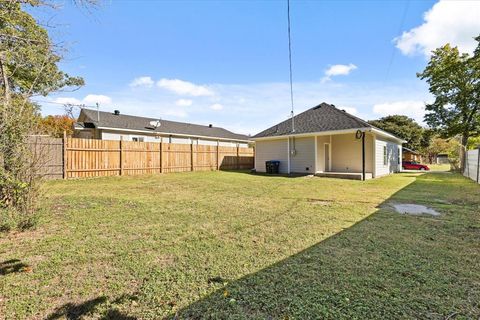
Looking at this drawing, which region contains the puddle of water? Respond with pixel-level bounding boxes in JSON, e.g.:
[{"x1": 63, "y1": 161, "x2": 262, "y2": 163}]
[{"x1": 392, "y1": 203, "x2": 440, "y2": 216}]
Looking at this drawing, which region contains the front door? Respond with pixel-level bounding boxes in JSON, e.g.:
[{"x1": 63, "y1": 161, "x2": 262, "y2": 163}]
[{"x1": 324, "y1": 143, "x2": 330, "y2": 171}]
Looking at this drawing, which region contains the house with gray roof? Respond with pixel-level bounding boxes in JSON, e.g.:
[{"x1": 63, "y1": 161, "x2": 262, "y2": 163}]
[
  {"x1": 74, "y1": 108, "x2": 251, "y2": 147},
  {"x1": 251, "y1": 102, "x2": 405, "y2": 180}
]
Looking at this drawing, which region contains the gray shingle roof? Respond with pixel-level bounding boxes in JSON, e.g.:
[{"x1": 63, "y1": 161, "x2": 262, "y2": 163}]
[
  {"x1": 253, "y1": 103, "x2": 373, "y2": 138},
  {"x1": 79, "y1": 108, "x2": 250, "y2": 141}
]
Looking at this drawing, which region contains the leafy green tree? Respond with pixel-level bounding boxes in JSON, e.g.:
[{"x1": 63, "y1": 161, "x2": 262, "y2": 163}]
[
  {"x1": 417, "y1": 36, "x2": 480, "y2": 168},
  {"x1": 0, "y1": 1, "x2": 85, "y2": 230},
  {"x1": 368, "y1": 115, "x2": 424, "y2": 151},
  {"x1": 467, "y1": 136, "x2": 480, "y2": 150}
]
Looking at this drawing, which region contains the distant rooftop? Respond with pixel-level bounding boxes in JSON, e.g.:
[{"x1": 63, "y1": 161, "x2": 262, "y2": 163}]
[{"x1": 77, "y1": 108, "x2": 250, "y2": 141}]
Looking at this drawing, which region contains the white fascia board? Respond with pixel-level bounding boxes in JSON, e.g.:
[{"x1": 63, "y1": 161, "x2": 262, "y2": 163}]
[
  {"x1": 96, "y1": 126, "x2": 251, "y2": 143},
  {"x1": 371, "y1": 128, "x2": 406, "y2": 144},
  {"x1": 251, "y1": 127, "x2": 372, "y2": 141}
]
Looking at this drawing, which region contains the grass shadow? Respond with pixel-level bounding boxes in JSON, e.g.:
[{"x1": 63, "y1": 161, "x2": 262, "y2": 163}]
[
  {"x1": 171, "y1": 173, "x2": 480, "y2": 319},
  {"x1": 223, "y1": 169, "x2": 311, "y2": 179},
  {"x1": 0, "y1": 259, "x2": 29, "y2": 276},
  {"x1": 47, "y1": 295, "x2": 138, "y2": 320}
]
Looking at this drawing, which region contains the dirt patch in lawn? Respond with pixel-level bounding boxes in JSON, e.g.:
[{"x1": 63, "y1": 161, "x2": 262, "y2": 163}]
[{"x1": 306, "y1": 198, "x2": 333, "y2": 206}]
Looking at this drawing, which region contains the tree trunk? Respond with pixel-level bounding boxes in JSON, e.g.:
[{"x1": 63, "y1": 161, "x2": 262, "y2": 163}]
[
  {"x1": 460, "y1": 133, "x2": 469, "y2": 172},
  {"x1": 0, "y1": 52, "x2": 10, "y2": 110}
]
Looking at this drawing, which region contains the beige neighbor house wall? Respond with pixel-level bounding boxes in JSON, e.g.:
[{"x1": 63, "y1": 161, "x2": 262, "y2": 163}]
[
  {"x1": 330, "y1": 133, "x2": 374, "y2": 173},
  {"x1": 375, "y1": 136, "x2": 402, "y2": 177},
  {"x1": 255, "y1": 138, "x2": 289, "y2": 173},
  {"x1": 99, "y1": 130, "x2": 248, "y2": 147},
  {"x1": 289, "y1": 136, "x2": 316, "y2": 173}
]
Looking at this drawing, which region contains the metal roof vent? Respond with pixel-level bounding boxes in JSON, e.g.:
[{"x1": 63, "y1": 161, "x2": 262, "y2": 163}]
[{"x1": 114, "y1": 110, "x2": 120, "y2": 115}]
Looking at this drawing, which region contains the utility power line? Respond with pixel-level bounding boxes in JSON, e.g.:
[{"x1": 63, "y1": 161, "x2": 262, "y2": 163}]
[
  {"x1": 385, "y1": 0, "x2": 410, "y2": 83},
  {"x1": 31, "y1": 99, "x2": 96, "y2": 108},
  {"x1": 287, "y1": 0, "x2": 295, "y2": 133}
]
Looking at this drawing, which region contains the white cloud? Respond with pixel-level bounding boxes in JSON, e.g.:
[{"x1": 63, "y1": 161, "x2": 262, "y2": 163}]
[
  {"x1": 130, "y1": 76, "x2": 154, "y2": 88},
  {"x1": 395, "y1": 0, "x2": 480, "y2": 57},
  {"x1": 341, "y1": 106, "x2": 358, "y2": 115},
  {"x1": 54, "y1": 97, "x2": 82, "y2": 105},
  {"x1": 157, "y1": 78, "x2": 214, "y2": 96},
  {"x1": 83, "y1": 94, "x2": 112, "y2": 105},
  {"x1": 209, "y1": 103, "x2": 223, "y2": 111},
  {"x1": 325, "y1": 64, "x2": 358, "y2": 77},
  {"x1": 372, "y1": 100, "x2": 427, "y2": 123},
  {"x1": 175, "y1": 99, "x2": 193, "y2": 107}
]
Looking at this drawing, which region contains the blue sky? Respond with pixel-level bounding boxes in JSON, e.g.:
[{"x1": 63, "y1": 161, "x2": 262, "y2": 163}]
[{"x1": 33, "y1": 0, "x2": 480, "y2": 135}]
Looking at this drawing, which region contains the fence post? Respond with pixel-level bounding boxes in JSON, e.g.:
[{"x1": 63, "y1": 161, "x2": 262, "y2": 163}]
[
  {"x1": 216, "y1": 140, "x2": 220, "y2": 171},
  {"x1": 236, "y1": 144, "x2": 240, "y2": 170},
  {"x1": 476, "y1": 147, "x2": 480, "y2": 183},
  {"x1": 160, "y1": 141, "x2": 163, "y2": 173},
  {"x1": 253, "y1": 145, "x2": 255, "y2": 170},
  {"x1": 119, "y1": 137, "x2": 124, "y2": 176},
  {"x1": 191, "y1": 142, "x2": 194, "y2": 172},
  {"x1": 62, "y1": 131, "x2": 67, "y2": 179}
]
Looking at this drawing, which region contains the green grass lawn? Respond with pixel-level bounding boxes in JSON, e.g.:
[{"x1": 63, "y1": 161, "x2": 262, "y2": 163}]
[
  {"x1": 428, "y1": 163, "x2": 451, "y2": 172},
  {"x1": 1, "y1": 171, "x2": 479, "y2": 319}
]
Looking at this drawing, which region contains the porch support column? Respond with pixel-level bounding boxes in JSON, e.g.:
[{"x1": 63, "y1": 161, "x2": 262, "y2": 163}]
[{"x1": 362, "y1": 132, "x2": 366, "y2": 181}]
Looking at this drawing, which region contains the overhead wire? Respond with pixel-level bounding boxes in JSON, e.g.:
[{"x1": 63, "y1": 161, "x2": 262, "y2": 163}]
[
  {"x1": 384, "y1": 0, "x2": 410, "y2": 84},
  {"x1": 287, "y1": 0, "x2": 295, "y2": 133}
]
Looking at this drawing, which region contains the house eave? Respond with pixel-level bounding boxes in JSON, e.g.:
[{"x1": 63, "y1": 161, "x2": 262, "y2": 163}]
[
  {"x1": 371, "y1": 128, "x2": 406, "y2": 143},
  {"x1": 251, "y1": 127, "x2": 373, "y2": 141}
]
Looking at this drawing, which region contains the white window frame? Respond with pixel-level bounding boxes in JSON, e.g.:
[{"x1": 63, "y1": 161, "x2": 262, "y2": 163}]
[{"x1": 383, "y1": 146, "x2": 387, "y2": 166}]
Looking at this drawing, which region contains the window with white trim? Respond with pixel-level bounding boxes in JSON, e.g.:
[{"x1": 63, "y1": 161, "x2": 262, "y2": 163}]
[{"x1": 383, "y1": 146, "x2": 387, "y2": 166}]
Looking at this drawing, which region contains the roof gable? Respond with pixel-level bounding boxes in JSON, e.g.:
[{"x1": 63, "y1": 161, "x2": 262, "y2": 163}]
[
  {"x1": 79, "y1": 109, "x2": 250, "y2": 141},
  {"x1": 253, "y1": 103, "x2": 372, "y2": 138}
]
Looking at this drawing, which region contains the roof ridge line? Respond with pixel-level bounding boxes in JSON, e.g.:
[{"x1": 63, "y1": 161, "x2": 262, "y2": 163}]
[{"x1": 81, "y1": 108, "x2": 235, "y2": 133}]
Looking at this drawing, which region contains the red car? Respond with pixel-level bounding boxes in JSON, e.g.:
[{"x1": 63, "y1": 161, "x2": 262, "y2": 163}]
[{"x1": 402, "y1": 161, "x2": 430, "y2": 171}]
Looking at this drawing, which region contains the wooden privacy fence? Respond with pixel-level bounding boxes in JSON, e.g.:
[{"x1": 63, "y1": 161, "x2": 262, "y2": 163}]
[
  {"x1": 64, "y1": 137, "x2": 254, "y2": 179},
  {"x1": 28, "y1": 136, "x2": 64, "y2": 179}
]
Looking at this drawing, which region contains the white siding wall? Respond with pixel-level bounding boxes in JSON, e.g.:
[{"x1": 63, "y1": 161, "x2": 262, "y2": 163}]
[
  {"x1": 100, "y1": 130, "x2": 246, "y2": 146},
  {"x1": 255, "y1": 139, "x2": 289, "y2": 173},
  {"x1": 375, "y1": 137, "x2": 401, "y2": 177},
  {"x1": 289, "y1": 137, "x2": 316, "y2": 173},
  {"x1": 101, "y1": 131, "x2": 162, "y2": 142}
]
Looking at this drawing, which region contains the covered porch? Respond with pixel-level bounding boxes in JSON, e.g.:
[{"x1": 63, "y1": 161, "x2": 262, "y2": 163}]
[{"x1": 312, "y1": 131, "x2": 374, "y2": 180}]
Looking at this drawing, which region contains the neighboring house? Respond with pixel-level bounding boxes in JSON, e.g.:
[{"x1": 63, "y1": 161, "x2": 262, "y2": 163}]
[
  {"x1": 435, "y1": 153, "x2": 450, "y2": 164},
  {"x1": 251, "y1": 103, "x2": 405, "y2": 180},
  {"x1": 74, "y1": 108, "x2": 251, "y2": 147},
  {"x1": 402, "y1": 147, "x2": 422, "y2": 162}
]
